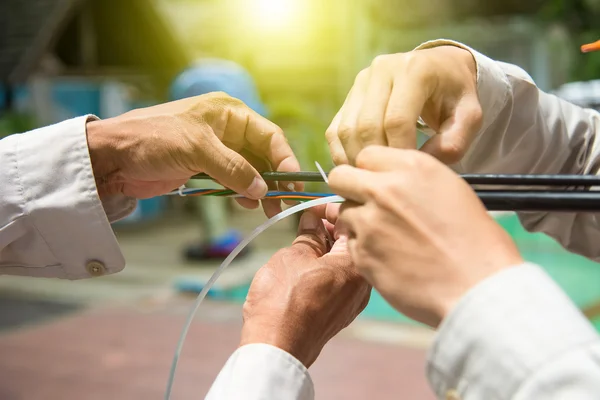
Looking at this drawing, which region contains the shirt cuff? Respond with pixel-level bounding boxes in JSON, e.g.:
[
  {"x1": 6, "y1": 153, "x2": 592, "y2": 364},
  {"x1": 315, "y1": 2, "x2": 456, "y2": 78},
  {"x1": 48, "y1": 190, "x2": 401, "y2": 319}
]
[
  {"x1": 427, "y1": 263, "x2": 599, "y2": 399},
  {"x1": 414, "y1": 39, "x2": 512, "y2": 139},
  {"x1": 15, "y1": 115, "x2": 136, "y2": 279},
  {"x1": 206, "y1": 343, "x2": 314, "y2": 400}
]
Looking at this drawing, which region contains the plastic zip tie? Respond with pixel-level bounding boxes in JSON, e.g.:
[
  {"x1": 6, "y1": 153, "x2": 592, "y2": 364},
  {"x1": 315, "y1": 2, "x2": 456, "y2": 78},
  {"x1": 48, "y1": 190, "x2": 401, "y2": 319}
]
[
  {"x1": 315, "y1": 161, "x2": 329, "y2": 184},
  {"x1": 164, "y1": 194, "x2": 345, "y2": 400}
]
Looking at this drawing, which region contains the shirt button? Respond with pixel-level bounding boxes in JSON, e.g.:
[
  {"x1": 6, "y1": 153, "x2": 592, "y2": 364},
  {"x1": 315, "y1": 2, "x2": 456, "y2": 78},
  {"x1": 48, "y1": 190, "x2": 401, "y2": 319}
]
[
  {"x1": 86, "y1": 260, "x2": 106, "y2": 277},
  {"x1": 445, "y1": 389, "x2": 461, "y2": 400}
]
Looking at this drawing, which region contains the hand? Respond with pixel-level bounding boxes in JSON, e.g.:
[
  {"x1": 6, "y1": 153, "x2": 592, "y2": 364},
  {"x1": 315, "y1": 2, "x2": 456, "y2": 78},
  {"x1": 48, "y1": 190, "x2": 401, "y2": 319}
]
[
  {"x1": 240, "y1": 211, "x2": 371, "y2": 368},
  {"x1": 86, "y1": 92, "x2": 303, "y2": 217},
  {"x1": 326, "y1": 45, "x2": 481, "y2": 166},
  {"x1": 328, "y1": 146, "x2": 523, "y2": 328}
]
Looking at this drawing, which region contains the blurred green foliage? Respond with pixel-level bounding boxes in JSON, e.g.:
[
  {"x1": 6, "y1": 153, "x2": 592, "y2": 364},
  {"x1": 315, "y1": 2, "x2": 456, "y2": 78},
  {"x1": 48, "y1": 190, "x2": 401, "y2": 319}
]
[
  {"x1": 268, "y1": 98, "x2": 331, "y2": 192},
  {"x1": 540, "y1": 0, "x2": 600, "y2": 81},
  {"x1": 0, "y1": 112, "x2": 37, "y2": 139}
]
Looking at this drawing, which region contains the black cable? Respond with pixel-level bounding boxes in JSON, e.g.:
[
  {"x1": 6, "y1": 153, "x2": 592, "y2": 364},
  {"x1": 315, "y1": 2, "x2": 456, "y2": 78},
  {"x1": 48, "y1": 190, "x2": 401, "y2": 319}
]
[
  {"x1": 191, "y1": 172, "x2": 600, "y2": 187},
  {"x1": 463, "y1": 174, "x2": 600, "y2": 187},
  {"x1": 476, "y1": 191, "x2": 600, "y2": 211},
  {"x1": 189, "y1": 173, "x2": 600, "y2": 211}
]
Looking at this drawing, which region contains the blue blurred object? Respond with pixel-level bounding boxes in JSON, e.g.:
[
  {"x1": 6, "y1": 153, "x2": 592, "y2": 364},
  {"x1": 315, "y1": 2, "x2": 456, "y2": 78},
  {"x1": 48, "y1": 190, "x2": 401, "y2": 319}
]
[
  {"x1": 170, "y1": 59, "x2": 267, "y2": 116},
  {"x1": 52, "y1": 81, "x2": 102, "y2": 119},
  {"x1": 171, "y1": 59, "x2": 265, "y2": 262},
  {"x1": 173, "y1": 278, "x2": 225, "y2": 299},
  {"x1": 115, "y1": 196, "x2": 166, "y2": 225}
]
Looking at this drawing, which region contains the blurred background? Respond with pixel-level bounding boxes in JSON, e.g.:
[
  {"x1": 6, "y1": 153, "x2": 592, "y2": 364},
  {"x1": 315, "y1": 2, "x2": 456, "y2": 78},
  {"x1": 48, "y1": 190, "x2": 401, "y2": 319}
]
[{"x1": 1, "y1": 0, "x2": 600, "y2": 398}]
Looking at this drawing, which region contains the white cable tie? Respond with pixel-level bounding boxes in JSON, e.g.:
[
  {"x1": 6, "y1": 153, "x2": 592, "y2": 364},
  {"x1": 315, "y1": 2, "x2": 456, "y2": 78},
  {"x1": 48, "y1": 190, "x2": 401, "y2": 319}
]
[
  {"x1": 315, "y1": 161, "x2": 329, "y2": 185},
  {"x1": 164, "y1": 195, "x2": 344, "y2": 399},
  {"x1": 178, "y1": 185, "x2": 187, "y2": 197}
]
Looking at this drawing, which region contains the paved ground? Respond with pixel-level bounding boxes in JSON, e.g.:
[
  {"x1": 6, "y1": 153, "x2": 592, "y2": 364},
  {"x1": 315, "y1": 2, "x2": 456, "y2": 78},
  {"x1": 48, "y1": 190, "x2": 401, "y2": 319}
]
[
  {"x1": 0, "y1": 204, "x2": 436, "y2": 399},
  {"x1": 0, "y1": 302, "x2": 435, "y2": 399}
]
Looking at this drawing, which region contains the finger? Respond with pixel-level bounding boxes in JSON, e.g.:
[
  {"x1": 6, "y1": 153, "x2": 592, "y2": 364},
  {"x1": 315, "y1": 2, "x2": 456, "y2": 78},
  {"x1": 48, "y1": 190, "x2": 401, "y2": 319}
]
[
  {"x1": 307, "y1": 203, "x2": 341, "y2": 223},
  {"x1": 325, "y1": 203, "x2": 341, "y2": 225},
  {"x1": 328, "y1": 165, "x2": 373, "y2": 203},
  {"x1": 120, "y1": 178, "x2": 189, "y2": 199},
  {"x1": 200, "y1": 138, "x2": 267, "y2": 200},
  {"x1": 325, "y1": 235, "x2": 367, "y2": 286},
  {"x1": 322, "y1": 234, "x2": 352, "y2": 266},
  {"x1": 336, "y1": 201, "x2": 362, "y2": 235},
  {"x1": 344, "y1": 236, "x2": 377, "y2": 290},
  {"x1": 261, "y1": 178, "x2": 282, "y2": 218},
  {"x1": 309, "y1": 204, "x2": 328, "y2": 219},
  {"x1": 337, "y1": 203, "x2": 368, "y2": 264},
  {"x1": 199, "y1": 177, "x2": 261, "y2": 211},
  {"x1": 347, "y1": 236, "x2": 358, "y2": 262},
  {"x1": 235, "y1": 197, "x2": 260, "y2": 210},
  {"x1": 355, "y1": 145, "x2": 416, "y2": 172},
  {"x1": 326, "y1": 109, "x2": 348, "y2": 165},
  {"x1": 241, "y1": 110, "x2": 305, "y2": 195},
  {"x1": 292, "y1": 211, "x2": 328, "y2": 258},
  {"x1": 338, "y1": 69, "x2": 370, "y2": 165},
  {"x1": 328, "y1": 234, "x2": 350, "y2": 257},
  {"x1": 323, "y1": 219, "x2": 336, "y2": 238},
  {"x1": 239, "y1": 149, "x2": 282, "y2": 217},
  {"x1": 323, "y1": 219, "x2": 336, "y2": 251},
  {"x1": 384, "y1": 74, "x2": 430, "y2": 149},
  {"x1": 356, "y1": 70, "x2": 392, "y2": 149},
  {"x1": 420, "y1": 95, "x2": 483, "y2": 165}
]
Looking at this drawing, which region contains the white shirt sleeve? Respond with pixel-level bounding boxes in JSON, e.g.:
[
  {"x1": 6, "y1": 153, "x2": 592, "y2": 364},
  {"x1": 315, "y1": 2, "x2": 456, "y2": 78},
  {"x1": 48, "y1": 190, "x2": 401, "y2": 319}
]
[
  {"x1": 206, "y1": 343, "x2": 314, "y2": 400},
  {"x1": 415, "y1": 39, "x2": 600, "y2": 262},
  {"x1": 427, "y1": 263, "x2": 600, "y2": 399},
  {"x1": 0, "y1": 115, "x2": 136, "y2": 279}
]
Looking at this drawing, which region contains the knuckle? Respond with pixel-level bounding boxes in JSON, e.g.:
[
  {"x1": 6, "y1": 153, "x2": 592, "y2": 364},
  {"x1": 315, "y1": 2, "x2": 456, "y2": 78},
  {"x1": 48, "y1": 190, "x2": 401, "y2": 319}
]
[
  {"x1": 359, "y1": 293, "x2": 370, "y2": 311},
  {"x1": 354, "y1": 68, "x2": 369, "y2": 84},
  {"x1": 402, "y1": 149, "x2": 426, "y2": 169},
  {"x1": 328, "y1": 165, "x2": 350, "y2": 184},
  {"x1": 209, "y1": 91, "x2": 230, "y2": 101},
  {"x1": 439, "y1": 140, "x2": 466, "y2": 164},
  {"x1": 403, "y1": 51, "x2": 425, "y2": 72},
  {"x1": 404, "y1": 53, "x2": 433, "y2": 85},
  {"x1": 355, "y1": 145, "x2": 380, "y2": 167},
  {"x1": 383, "y1": 114, "x2": 411, "y2": 135},
  {"x1": 468, "y1": 102, "x2": 484, "y2": 131},
  {"x1": 325, "y1": 127, "x2": 337, "y2": 143},
  {"x1": 372, "y1": 180, "x2": 396, "y2": 203},
  {"x1": 356, "y1": 120, "x2": 379, "y2": 143},
  {"x1": 363, "y1": 182, "x2": 380, "y2": 200},
  {"x1": 332, "y1": 152, "x2": 348, "y2": 166},
  {"x1": 337, "y1": 125, "x2": 354, "y2": 143},
  {"x1": 410, "y1": 150, "x2": 444, "y2": 174},
  {"x1": 371, "y1": 54, "x2": 389, "y2": 69},
  {"x1": 206, "y1": 91, "x2": 245, "y2": 110},
  {"x1": 241, "y1": 301, "x2": 252, "y2": 318},
  {"x1": 225, "y1": 155, "x2": 247, "y2": 177}
]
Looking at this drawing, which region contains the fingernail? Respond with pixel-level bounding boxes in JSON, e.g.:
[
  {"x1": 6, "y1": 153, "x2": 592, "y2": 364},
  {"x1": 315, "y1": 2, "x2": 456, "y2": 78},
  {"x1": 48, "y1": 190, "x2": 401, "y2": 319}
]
[
  {"x1": 300, "y1": 212, "x2": 320, "y2": 230},
  {"x1": 287, "y1": 183, "x2": 295, "y2": 191},
  {"x1": 246, "y1": 177, "x2": 268, "y2": 199},
  {"x1": 334, "y1": 230, "x2": 341, "y2": 241},
  {"x1": 335, "y1": 234, "x2": 348, "y2": 244}
]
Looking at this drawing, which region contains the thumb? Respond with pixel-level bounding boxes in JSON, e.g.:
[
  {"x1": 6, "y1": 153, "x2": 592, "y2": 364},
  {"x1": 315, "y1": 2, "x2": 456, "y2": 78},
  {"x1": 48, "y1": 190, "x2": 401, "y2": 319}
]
[
  {"x1": 292, "y1": 212, "x2": 328, "y2": 258},
  {"x1": 420, "y1": 95, "x2": 482, "y2": 165},
  {"x1": 202, "y1": 138, "x2": 268, "y2": 200},
  {"x1": 321, "y1": 234, "x2": 353, "y2": 269},
  {"x1": 328, "y1": 234, "x2": 350, "y2": 256}
]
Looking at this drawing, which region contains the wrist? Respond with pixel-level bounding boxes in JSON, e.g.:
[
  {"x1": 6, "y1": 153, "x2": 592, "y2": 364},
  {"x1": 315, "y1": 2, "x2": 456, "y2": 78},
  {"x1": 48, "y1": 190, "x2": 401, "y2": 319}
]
[
  {"x1": 85, "y1": 117, "x2": 120, "y2": 190},
  {"x1": 437, "y1": 255, "x2": 525, "y2": 326},
  {"x1": 240, "y1": 319, "x2": 318, "y2": 368}
]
